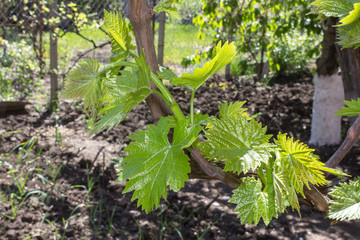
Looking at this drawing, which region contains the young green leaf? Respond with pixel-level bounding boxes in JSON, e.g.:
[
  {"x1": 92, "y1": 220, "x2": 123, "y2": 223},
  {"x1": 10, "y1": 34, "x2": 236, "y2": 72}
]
[
  {"x1": 63, "y1": 59, "x2": 102, "y2": 113},
  {"x1": 274, "y1": 133, "x2": 343, "y2": 196},
  {"x1": 94, "y1": 87, "x2": 151, "y2": 133},
  {"x1": 157, "y1": 66, "x2": 178, "y2": 81},
  {"x1": 122, "y1": 118, "x2": 202, "y2": 213},
  {"x1": 153, "y1": 0, "x2": 181, "y2": 18},
  {"x1": 311, "y1": 0, "x2": 355, "y2": 18},
  {"x1": 104, "y1": 10, "x2": 132, "y2": 51},
  {"x1": 104, "y1": 10, "x2": 135, "y2": 63},
  {"x1": 335, "y1": 98, "x2": 360, "y2": 116},
  {"x1": 337, "y1": 3, "x2": 360, "y2": 26},
  {"x1": 229, "y1": 177, "x2": 278, "y2": 226},
  {"x1": 192, "y1": 113, "x2": 210, "y2": 126},
  {"x1": 311, "y1": 0, "x2": 360, "y2": 48},
  {"x1": 200, "y1": 115, "x2": 272, "y2": 174},
  {"x1": 219, "y1": 101, "x2": 251, "y2": 120},
  {"x1": 337, "y1": 20, "x2": 360, "y2": 48},
  {"x1": 328, "y1": 177, "x2": 360, "y2": 221},
  {"x1": 93, "y1": 56, "x2": 154, "y2": 132},
  {"x1": 172, "y1": 41, "x2": 237, "y2": 91},
  {"x1": 272, "y1": 152, "x2": 301, "y2": 213}
]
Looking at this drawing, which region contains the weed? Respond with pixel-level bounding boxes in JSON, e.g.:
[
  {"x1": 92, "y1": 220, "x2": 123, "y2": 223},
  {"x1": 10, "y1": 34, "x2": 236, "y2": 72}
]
[
  {"x1": 15, "y1": 134, "x2": 40, "y2": 166},
  {"x1": 105, "y1": 202, "x2": 117, "y2": 236},
  {"x1": 8, "y1": 167, "x2": 42, "y2": 196},
  {"x1": 2, "y1": 190, "x2": 41, "y2": 220},
  {"x1": 73, "y1": 163, "x2": 96, "y2": 201}
]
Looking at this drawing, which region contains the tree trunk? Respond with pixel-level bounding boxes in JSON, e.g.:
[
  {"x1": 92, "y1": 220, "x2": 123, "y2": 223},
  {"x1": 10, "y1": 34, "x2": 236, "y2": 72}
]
[
  {"x1": 49, "y1": 0, "x2": 58, "y2": 110},
  {"x1": 157, "y1": 11, "x2": 166, "y2": 66},
  {"x1": 336, "y1": 47, "x2": 360, "y2": 101},
  {"x1": 309, "y1": 17, "x2": 344, "y2": 146},
  {"x1": 128, "y1": 0, "x2": 172, "y2": 123}
]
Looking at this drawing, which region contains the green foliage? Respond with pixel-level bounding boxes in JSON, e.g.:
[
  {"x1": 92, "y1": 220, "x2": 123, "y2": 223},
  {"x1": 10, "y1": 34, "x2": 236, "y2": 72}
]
[
  {"x1": 200, "y1": 112, "x2": 272, "y2": 175},
  {"x1": 0, "y1": 39, "x2": 40, "y2": 101},
  {"x1": 229, "y1": 177, "x2": 278, "y2": 225},
  {"x1": 335, "y1": 98, "x2": 360, "y2": 116},
  {"x1": 218, "y1": 101, "x2": 250, "y2": 120},
  {"x1": 328, "y1": 177, "x2": 360, "y2": 221},
  {"x1": 194, "y1": 0, "x2": 322, "y2": 78},
  {"x1": 274, "y1": 134, "x2": 342, "y2": 196},
  {"x1": 64, "y1": 9, "x2": 345, "y2": 226},
  {"x1": 63, "y1": 59, "x2": 102, "y2": 114},
  {"x1": 104, "y1": 10, "x2": 135, "y2": 62},
  {"x1": 311, "y1": 0, "x2": 360, "y2": 48},
  {"x1": 157, "y1": 66, "x2": 178, "y2": 81},
  {"x1": 176, "y1": 0, "x2": 203, "y2": 24},
  {"x1": 172, "y1": 41, "x2": 237, "y2": 91},
  {"x1": 154, "y1": 0, "x2": 181, "y2": 18},
  {"x1": 123, "y1": 118, "x2": 202, "y2": 213}
]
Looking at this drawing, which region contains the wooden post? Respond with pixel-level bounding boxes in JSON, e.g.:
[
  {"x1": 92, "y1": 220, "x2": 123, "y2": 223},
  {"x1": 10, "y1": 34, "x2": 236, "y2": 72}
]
[
  {"x1": 38, "y1": 0, "x2": 44, "y2": 74},
  {"x1": 49, "y1": 0, "x2": 58, "y2": 110}
]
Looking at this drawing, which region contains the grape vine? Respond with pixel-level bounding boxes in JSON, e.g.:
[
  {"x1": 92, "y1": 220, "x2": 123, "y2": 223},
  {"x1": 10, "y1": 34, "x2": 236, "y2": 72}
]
[{"x1": 64, "y1": 1, "x2": 359, "y2": 225}]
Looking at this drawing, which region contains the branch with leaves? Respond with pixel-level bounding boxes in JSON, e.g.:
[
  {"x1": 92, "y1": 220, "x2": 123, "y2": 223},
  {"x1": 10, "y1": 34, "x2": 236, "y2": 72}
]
[{"x1": 62, "y1": 5, "x2": 357, "y2": 226}]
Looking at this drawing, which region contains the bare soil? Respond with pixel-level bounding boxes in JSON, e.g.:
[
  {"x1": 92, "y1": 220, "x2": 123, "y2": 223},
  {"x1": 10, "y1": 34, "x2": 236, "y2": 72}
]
[{"x1": 1, "y1": 72, "x2": 360, "y2": 240}]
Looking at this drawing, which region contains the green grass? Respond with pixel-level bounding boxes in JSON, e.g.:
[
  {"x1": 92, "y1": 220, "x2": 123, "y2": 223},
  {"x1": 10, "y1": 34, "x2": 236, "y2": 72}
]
[
  {"x1": 155, "y1": 22, "x2": 213, "y2": 65},
  {"x1": 58, "y1": 27, "x2": 109, "y2": 51},
  {"x1": 43, "y1": 26, "x2": 109, "y2": 70},
  {"x1": 42, "y1": 22, "x2": 212, "y2": 67}
]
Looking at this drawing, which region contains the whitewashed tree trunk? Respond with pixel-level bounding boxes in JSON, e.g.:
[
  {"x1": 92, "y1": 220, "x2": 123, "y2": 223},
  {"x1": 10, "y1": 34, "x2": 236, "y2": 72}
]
[
  {"x1": 309, "y1": 73, "x2": 344, "y2": 146},
  {"x1": 309, "y1": 17, "x2": 343, "y2": 146}
]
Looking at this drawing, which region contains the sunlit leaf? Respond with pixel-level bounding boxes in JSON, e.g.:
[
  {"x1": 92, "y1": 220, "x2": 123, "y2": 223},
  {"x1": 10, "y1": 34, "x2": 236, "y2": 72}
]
[
  {"x1": 274, "y1": 133, "x2": 345, "y2": 196},
  {"x1": 311, "y1": 0, "x2": 355, "y2": 18},
  {"x1": 172, "y1": 41, "x2": 237, "y2": 91},
  {"x1": 104, "y1": 10, "x2": 135, "y2": 63},
  {"x1": 154, "y1": 0, "x2": 181, "y2": 18},
  {"x1": 200, "y1": 115, "x2": 272, "y2": 174},
  {"x1": 229, "y1": 177, "x2": 278, "y2": 225},
  {"x1": 219, "y1": 101, "x2": 251, "y2": 120},
  {"x1": 63, "y1": 59, "x2": 102, "y2": 113},
  {"x1": 337, "y1": 3, "x2": 360, "y2": 26},
  {"x1": 122, "y1": 118, "x2": 202, "y2": 213},
  {"x1": 328, "y1": 177, "x2": 360, "y2": 221},
  {"x1": 157, "y1": 66, "x2": 178, "y2": 81},
  {"x1": 335, "y1": 98, "x2": 360, "y2": 116},
  {"x1": 337, "y1": 20, "x2": 360, "y2": 48}
]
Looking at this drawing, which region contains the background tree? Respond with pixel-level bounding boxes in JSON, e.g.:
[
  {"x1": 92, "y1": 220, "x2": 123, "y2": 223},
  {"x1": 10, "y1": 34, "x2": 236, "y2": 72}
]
[{"x1": 193, "y1": 0, "x2": 322, "y2": 81}]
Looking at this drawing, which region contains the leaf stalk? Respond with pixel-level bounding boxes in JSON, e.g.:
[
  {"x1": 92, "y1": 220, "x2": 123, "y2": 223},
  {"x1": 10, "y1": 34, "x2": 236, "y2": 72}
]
[
  {"x1": 150, "y1": 73, "x2": 186, "y2": 122},
  {"x1": 99, "y1": 61, "x2": 138, "y2": 76}
]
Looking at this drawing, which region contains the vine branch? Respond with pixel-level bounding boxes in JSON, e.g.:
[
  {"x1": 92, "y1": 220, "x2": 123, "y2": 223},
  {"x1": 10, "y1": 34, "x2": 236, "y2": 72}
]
[{"x1": 325, "y1": 115, "x2": 360, "y2": 171}]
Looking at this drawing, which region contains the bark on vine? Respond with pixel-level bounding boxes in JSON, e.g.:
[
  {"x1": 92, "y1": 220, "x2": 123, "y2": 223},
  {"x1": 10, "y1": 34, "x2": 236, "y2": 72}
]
[{"x1": 128, "y1": 0, "x2": 172, "y2": 123}]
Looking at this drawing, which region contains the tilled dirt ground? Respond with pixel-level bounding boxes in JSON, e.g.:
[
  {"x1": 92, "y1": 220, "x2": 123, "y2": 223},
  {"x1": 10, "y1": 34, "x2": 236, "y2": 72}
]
[{"x1": 1, "y1": 72, "x2": 360, "y2": 240}]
